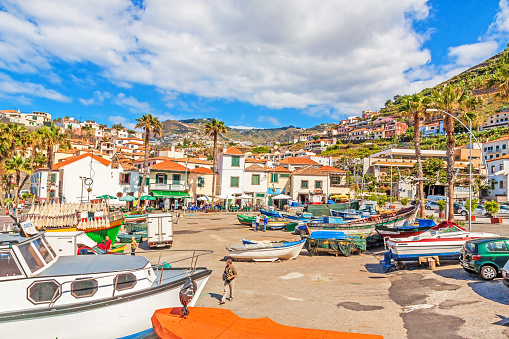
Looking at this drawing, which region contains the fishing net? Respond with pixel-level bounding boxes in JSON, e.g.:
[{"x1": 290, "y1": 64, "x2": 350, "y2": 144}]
[{"x1": 305, "y1": 238, "x2": 366, "y2": 256}]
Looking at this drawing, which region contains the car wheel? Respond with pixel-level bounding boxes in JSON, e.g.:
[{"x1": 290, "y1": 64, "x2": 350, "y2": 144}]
[
  {"x1": 461, "y1": 211, "x2": 467, "y2": 216},
  {"x1": 480, "y1": 265, "x2": 498, "y2": 280}
]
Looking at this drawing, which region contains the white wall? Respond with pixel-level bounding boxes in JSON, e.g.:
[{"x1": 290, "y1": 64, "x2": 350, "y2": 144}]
[
  {"x1": 243, "y1": 170, "x2": 269, "y2": 204},
  {"x1": 218, "y1": 153, "x2": 245, "y2": 196}
]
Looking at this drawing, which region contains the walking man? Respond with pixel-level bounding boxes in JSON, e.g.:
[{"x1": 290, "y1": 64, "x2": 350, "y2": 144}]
[
  {"x1": 255, "y1": 215, "x2": 260, "y2": 231},
  {"x1": 220, "y1": 259, "x2": 237, "y2": 304},
  {"x1": 263, "y1": 215, "x2": 268, "y2": 232}
]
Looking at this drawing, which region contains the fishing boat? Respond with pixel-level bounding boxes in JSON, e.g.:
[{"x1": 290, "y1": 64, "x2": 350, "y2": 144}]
[
  {"x1": 305, "y1": 206, "x2": 418, "y2": 238},
  {"x1": 236, "y1": 214, "x2": 257, "y2": 225},
  {"x1": 279, "y1": 212, "x2": 314, "y2": 222},
  {"x1": 117, "y1": 232, "x2": 144, "y2": 243},
  {"x1": 259, "y1": 209, "x2": 282, "y2": 218},
  {"x1": 152, "y1": 307, "x2": 383, "y2": 339},
  {"x1": 226, "y1": 239, "x2": 306, "y2": 262},
  {"x1": 266, "y1": 219, "x2": 289, "y2": 229},
  {"x1": 0, "y1": 227, "x2": 212, "y2": 339},
  {"x1": 124, "y1": 213, "x2": 148, "y2": 223},
  {"x1": 382, "y1": 222, "x2": 501, "y2": 265},
  {"x1": 303, "y1": 230, "x2": 366, "y2": 256},
  {"x1": 376, "y1": 218, "x2": 437, "y2": 239}
]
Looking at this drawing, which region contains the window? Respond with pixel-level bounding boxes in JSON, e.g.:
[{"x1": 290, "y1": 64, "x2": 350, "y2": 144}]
[
  {"x1": 256, "y1": 193, "x2": 265, "y2": 198},
  {"x1": 197, "y1": 177, "x2": 205, "y2": 188},
  {"x1": 492, "y1": 182, "x2": 496, "y2": 189},
  {"x1": 114, "y1": 273, "x2": 137, "y2": 291},
  {"x1": 120, "y1": 173, "x2": 131, "y2": 185},
  {"x1": 71, "y1": 278, "x2": 98, "y2": 298},
  {"x1": 32, "y1": 239, "x2": 53, "y2": 264},
  {"x1": 18, "y1": 242, "x2": 44, "y2": 273},
  {"x1": 501, "y1": 181, "x2": 504, "y2": 189},
  {"x1": 486, "y1": 241, "x2": 509, "y2": 252},
  {"x1": 492, "y1": 166, "x2": 495, "y2": 173},
  {"x1": 50, "y1": 174, "x2": 56, "y2": 184},
  {"x1": 501, "y1": 164, "x2": 504, "y2": 171},
  {"x1": 271, "y1": 173, "x2": 278, "y2": 183},
  {"x1": 28, "y1": 280, "x2": 61, "y2": 304},
  {"x1": 301, "y1": 180, "x2": 308, "y2": 189},
  {"x1": 231, "y1": 156, "x2": 240, "y2": 167},
  {"x1": 252, "y1": 174, "x2": 260, "y2": 185},
  {"x1": 315, "y1": 181, "x2": 322, "y2": 189},
  {"x1": 172, "y1": 174, "x2": 181, "y2": 185},
  {"x1": 0, "y1": 251, "x2": 23, "y2": 278},
  {"x1": 156, "y1": 174, "x2": 166, "y2": 184},
  {"x1": 280, "y1": 174, "x2": 290, "y2": 178},
  {"x1": 331, "y1": 176, "x2": 341, "y2": 186},
  {"x1": 504, "y1": 145, "x2": 507, "y2": 150},
  {"x1": 230, "y1": 176, "x2": 239, "y2": 187}
]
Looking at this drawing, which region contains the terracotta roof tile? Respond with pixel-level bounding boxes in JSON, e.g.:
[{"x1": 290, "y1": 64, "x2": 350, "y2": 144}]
[
  {"x1": 291, "y1": 166, "x2": 327, "y2": 176},
  {"x1": 53, "y1": 153, "x2": 111, "y2": 169},
  {"x1": 487, "y1": 154, "x2": 509, "y2": 162},
  {"x1": 272, "y1": 166, "x2": 291, "y2": 173},
  {"x1": 279, "y1": 157, "x2": 319, "y2": 165},
  {"x1": 245, "y1": 164, "x2": 269, "y2": 172},
  {"x1": 150, "y1": 160, "x2": 189, "y2": 172},
  {"x1": 318, "y1": 165, "x2": 346, "y2": 173},
  {"x1": 223, "y1": 146, "x2": 243, "y2": 155},
  {"x1": 190, "y1": 167, "x2": 213, "y2": 174}
]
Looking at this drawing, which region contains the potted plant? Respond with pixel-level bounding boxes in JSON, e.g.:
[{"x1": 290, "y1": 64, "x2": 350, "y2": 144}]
[
  {"x1": 437, "y1": 199, "x2": 445, "y2": 219},
  {"x1": 484, "y1": 200, "x2": 501, "y2": 223},
  {"x1": 401, "y1": 197, "x2": 409, "y2": 207},
  {"x1": 465, "y1": 198, "x2": 479, "y2": 221}
]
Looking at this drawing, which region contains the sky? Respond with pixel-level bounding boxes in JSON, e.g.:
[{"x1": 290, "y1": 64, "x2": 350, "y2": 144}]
[{"x1": 0, "y1": 1, "x2": 508, "y2": 130}]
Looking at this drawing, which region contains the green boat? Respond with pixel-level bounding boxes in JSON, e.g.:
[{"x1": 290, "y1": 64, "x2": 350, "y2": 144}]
[
  {"x1": 85, "y1": 217, "x2": 124, "y2": 244},
  {"x1": 124, "y1": 213, "x2": 148, "y2": 223},
  {"x1": 124, "y1": 222, "x2": 148, "y2": 233},
  {"x1": 237, "y1": 215, "x2": 255, "y2": 225},
  {"x1": 117, "y1": 232, "x2": 144, "y2": 243}
]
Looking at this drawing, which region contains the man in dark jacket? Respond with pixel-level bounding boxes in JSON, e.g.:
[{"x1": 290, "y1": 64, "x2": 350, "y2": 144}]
[{"x1": 220, "y1": 259, "x2": 237, "y2": 304}]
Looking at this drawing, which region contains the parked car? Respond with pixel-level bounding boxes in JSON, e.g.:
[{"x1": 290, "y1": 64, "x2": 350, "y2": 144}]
[
  {"x1": 453, "y1": 203, "x2": 469, "y2": 215},
  {"x1": 460, "y1": 237, "x2": 509, "y2": 280},
  {"x1": 502, "y1": 260, "x2": 509, "y2": 288},
  {"x1": 424, "y1": 201, "x2": 440, "y2": 210}
]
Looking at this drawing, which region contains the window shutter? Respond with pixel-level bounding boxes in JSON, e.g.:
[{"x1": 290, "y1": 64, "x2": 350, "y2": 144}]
[
  {"x1": 164, "y1": 174, "x2": 167, "y2": 184},
  {"x1": 146, "y1": 177, "x2": 149, "y2": 185}
]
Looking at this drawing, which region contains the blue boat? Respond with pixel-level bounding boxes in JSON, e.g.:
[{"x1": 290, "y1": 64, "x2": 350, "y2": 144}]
[
  {"x1": 308, "y1": 230, "x2": 348, "y2": 240},
  {"x1": 260, "y1": 209, "x2": 282, "y2": 218}
]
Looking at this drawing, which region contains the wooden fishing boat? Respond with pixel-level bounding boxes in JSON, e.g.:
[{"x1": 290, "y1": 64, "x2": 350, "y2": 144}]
[
  {"x1": 306, "y1": 206, "x2": 418, "y2": 238},
  {"x1": 259, "y1": 209, "x2": 282, "y2": 218},
  {"x1": 237, "y1": 214, "x2": 255, "y2": 225},
  {"x1": 82, "y1": 217, "x2": 124, "y2": 244},
  {"x1": 117, "y1": 232, "x2": 144, "y2": 243},
  {"x1": 375, "y1": 218, "x2": 436, "y2": 239},
  {"x1": 267, "y1": 219, "x2": 289, "y2": 229},
  {"x1": 124, "y1": 213, "x2": 148, "y2": 223},
  {"x1": 226, "y1": 239, "x2": 306, "y2": 262},
  {"x1": 152, "y1": 307, "x2": 383, "y2": 339},
  {"x1": 124, "y1": 222, "x2": 148, "y2": 233}
]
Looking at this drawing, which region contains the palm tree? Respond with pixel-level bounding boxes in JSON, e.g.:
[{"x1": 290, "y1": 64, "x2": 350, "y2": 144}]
[
  {"x1": 5, "y1": 155, "x2": 31, "y2": 207},
  {"x1": 204, "y1": 119, "x2": 227, "y2": 204},
  {"x1": 432, "y1": 85, "x2": 468, "y2": 221},
  {"x1": 400, "y1": 94, "x2": 430, "y2": 218},
  {"x1": 16, "y1": 130, "x2": 45, "y2": 192},
  {"x1": 6, "y1": 123, "x2": 27, "y2": 155},
  {"x1": 0, "y1": 123, "x2": 12, "y2": 207},
  {"x1": 40, "y1": 124, "x2": 69, "y2": 202},
  {"x1": 135, "y1": 114, "x2": 162, "y2": 207}
]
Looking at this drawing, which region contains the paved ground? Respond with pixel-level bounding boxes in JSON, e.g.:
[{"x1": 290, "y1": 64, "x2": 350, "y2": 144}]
[{"x1": 136, "y1": 212, "x2": 509, "y2": 339}]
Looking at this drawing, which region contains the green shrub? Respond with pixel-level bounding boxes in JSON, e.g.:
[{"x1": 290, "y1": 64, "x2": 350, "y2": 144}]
[
  {"x1": 484, "y1": 200, "x2": 500, "y2": 217},
  {"x1": 401, "y1": 197, "x2": 409, "y2": 206},
  {"x1": 378, "y1": 194, "x2": 387, "y2": 206},
  {"x1": 437, "y1": 200, "x2": 445, "y2": 212},
  {"x1": 465, "y1": 198, "x2": 479, "y2": 212}
]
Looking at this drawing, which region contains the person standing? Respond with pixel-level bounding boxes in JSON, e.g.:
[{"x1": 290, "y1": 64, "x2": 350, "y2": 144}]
[
  {"x1": 263, "y1": 215, "x2": 268, "y2": 232},
  {"x1": 255, "y1": 215, "x2": 260, "y2": 231},
  {"x1": 130, "y1": 236, "x2": 138, "y2": 256},
  {"x1": 220, "y1": 259, "x2": 237, "y2": 304},
  {"x1": 105, "y1": 236, "x2": 112, "y2": 251}
]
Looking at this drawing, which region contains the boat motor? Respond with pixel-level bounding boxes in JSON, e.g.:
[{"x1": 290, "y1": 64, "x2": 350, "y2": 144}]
[{"x1": 179, "y1": 277, "x2": 197, "y2": 317}]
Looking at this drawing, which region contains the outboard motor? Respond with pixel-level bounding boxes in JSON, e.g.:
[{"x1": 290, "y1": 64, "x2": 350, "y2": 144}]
[{"x1": 179, "y1": 277, "x2": 197, "y2": 317}]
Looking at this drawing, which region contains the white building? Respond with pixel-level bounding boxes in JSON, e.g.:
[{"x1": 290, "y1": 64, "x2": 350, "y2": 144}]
[
  {"x1": 217, "y1": 146, "x2": 245, "y2": 197},
  {"x1": 482, "y1": 135, "x2": 509, "y2": 161},
  {"x1": 482, "y1": 111, "x2": 509, "y2": 130},
  {"x1": 2, "y1": 110, "x2": 51, "y2": 127},
  {"x1": 486, "y1": 154, "x2": 509, "y2": 201},
  {"x1": 243, "y1": 164, "x2": 269, "y2": 205}
]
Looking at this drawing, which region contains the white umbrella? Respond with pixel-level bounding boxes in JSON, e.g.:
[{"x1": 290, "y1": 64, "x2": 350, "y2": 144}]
[
  {"x1": 197, "y1": 196, "x2": 211, "y2": 201},
  {"x1": 272, "y1": 194, "x2": 292, "y2": 200},
  {"x1": 237, "y1": 194, "x2": 254, "y2": 199}
]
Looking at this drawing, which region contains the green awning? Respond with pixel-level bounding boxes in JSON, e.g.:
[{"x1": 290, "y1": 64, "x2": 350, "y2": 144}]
[{"x1": 151, "y1": 190, "x2": 191, "y2": 198}]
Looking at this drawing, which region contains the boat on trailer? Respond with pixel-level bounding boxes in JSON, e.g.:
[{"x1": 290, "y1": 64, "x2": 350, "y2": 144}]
[
  {"x1": 375, "y1": 218, "x2": 436, "y2": 239},
  {"x1": 124, "y1": 213, "x2": 148, "y2": 223},
  {"x1": 227, "y1": 239, "x2": 306, "y2": 262},
  {"x1": 0, "y1": 227, "x2": 211, "y2": 339}
]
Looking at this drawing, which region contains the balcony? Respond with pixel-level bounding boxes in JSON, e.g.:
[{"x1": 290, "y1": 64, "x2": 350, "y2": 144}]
[{"x1": 149, "y1": 181, "x2": 190, "y2": 191}]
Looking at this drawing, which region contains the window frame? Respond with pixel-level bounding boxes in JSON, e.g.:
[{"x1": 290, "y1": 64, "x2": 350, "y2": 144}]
[
  {"x1": 301, "y1": 180, "x2": 309, "y2": 189},
  {"x1": 315, "y1": 180, "x2": 323, "y2": 189},
  {"x1": 252, "y1": 174, "x2": 260, "y2": 185},
  {"x1": 71, "y1": 278, "x2": 99, "y2": 298},
  {"x1": 231, "y1": 156, "x2": 240, "y2": 167},
  {"x1": 27, "y1": 279, "x2": 61, "y2": 304},
  {"x1": 230, "y1": 176, "x2": 240, "y2": 188},
  {"x1": 113, "y1": 273, "x2": 137, "y2": 291},
  {"x1": 197, "y1": 176, "x2": 205, "y2": 188},
  {"x1": 0, "y1": 250, "x2": 24, "y2": 280}
]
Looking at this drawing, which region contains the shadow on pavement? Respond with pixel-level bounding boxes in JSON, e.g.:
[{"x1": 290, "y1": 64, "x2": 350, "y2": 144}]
[
  {"x1": 209, "y1": 293, "x2": 223, "y2": 302},
  {"x1": 468, "y1": 281, "x2": 509, "y2": 305},
  {"x1": 433, "y1": 267, "x2": 484, "y2": 281},
  {"x1": 364, "y1": 263, "x2": 386, "y2": 274}
]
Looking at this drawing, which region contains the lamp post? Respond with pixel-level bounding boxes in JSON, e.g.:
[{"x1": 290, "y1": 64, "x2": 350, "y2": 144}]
[{"x1": 426, "y1": 108, "x2": 486, "y2": 231}]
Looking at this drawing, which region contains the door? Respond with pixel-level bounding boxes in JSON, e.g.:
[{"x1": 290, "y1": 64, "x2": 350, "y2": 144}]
[{"x1": 485, "y1": 240, "x2": 509, "y2": 269}]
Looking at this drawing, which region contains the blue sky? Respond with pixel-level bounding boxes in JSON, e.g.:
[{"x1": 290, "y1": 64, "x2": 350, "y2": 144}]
[{"x1": 0, "y1": 0, "x2": 508, "y2": 130}]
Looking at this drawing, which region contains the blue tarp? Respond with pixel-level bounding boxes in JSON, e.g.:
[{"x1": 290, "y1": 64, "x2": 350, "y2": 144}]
[
  {"x1": 417, "y1": 218, "x2": 437, "y2": 227},
  {"x1": 309, "y1": 230, "x2": 347, "y2": 240}
]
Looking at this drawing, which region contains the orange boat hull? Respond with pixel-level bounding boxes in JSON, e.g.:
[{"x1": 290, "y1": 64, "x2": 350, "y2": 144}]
[{"x1": 152, "y1": 307, "x2": 383, "y2": 339}]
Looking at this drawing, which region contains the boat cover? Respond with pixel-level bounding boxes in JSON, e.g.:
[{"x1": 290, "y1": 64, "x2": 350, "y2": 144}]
[
  {"x1": 228, "y1": 240, "x2": 305, "y2": 251},
  {"x1": 309, "y1": 231, "x2": 347, "y2": 240},
  {"x1": 152, "y1": 307, "x2": 383, "y2": 339}
]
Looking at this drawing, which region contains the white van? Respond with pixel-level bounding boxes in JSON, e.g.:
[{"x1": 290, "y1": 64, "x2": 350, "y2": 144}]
[
  {"x1": 45, "y1": 231, "x2": 99, "y2": 256},
  {"x1": 426, "y1": 195, "x2": 446, "y2": 202},
  {"x1": 147, "y1": 213, "x2": 173, "y2": 248}
]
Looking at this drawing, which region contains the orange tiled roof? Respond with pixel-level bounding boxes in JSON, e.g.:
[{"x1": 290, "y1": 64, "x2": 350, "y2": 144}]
[
  {"x1": 245, "y1": 158, "x2": 266, "y2": 163},
  {"x1": 318, "y1": 165, "x2": 346, "y2": 173},
  {"x1": 291, "y1": 166, "x2": 327, "y2": 176},
  {"x1": 272, "y1": 166, "x2": 291, "y2": 173},
  {"x1": 53, "y1": 153, "x2": 111, "y2": 169},
  {"x1": 279, "y1": 157, "x2": 319, "y2": 165},
  {"x1": 245, "y1": 164, "x2": 269, "y2": 172},
  {"x1": 190, "y1": 167, "x2": 213, "y2": 174},
  {"x1": 150, "y1": 160, "x2": 189, "y2": 172},
  {"x1": 223, "y1": 147, "x2": 243, "y2": 155}
]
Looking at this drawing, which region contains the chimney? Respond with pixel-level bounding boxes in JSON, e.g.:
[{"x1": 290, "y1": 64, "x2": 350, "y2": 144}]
[{"x1": 223, "y1": 146, "x2": 227, "y2": 153}]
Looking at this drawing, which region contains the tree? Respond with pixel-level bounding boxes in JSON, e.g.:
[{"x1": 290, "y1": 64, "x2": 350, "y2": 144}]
[
  {"x1": 112, "y1": 123, "x2": 125, "y2": 130},
  {"x1": 135, "y1": 114, "x2": 162, "y2": 207},
  {"x1": 401, "y1": 93, "x2": 430, "y2": 217},
  {"x1": 39, "y1": 124, "x2": 69, "y2": 201},
  {"x1": 0, "y1": 124, "x2": 12, "y2": 207},
  {"x1": 431, "y1": 85, "x2": 468, "y2": 221},
  {"x1": 204, "y1": 119, "x2": 227, "y2": 204},
  {"x1": 5, "y1": 155, "x2": 31, "y2": 209},
  {"x1": 16, "y1": 130, "x2": 45, "y2": 194}
]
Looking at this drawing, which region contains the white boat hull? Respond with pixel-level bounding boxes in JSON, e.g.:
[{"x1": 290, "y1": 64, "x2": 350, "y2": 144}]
[
  {"x1": 228, "y1": 241, "x2": 306, "y2": 262},
  {"x1": 0, "y1": 275, "x2": 210, "y2": 339}
]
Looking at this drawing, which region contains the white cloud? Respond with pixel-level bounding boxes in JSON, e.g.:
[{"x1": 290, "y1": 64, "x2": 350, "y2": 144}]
[
  {"x1": 113, "y1": 93, "x2": 152, "y2": 113},
  {"x1": 0, "y1": 73, "x2": 70, "y2": 102},
  {"x1": 447, "y1": 41, "x2": 499, "y2": 68},
  {"x1": 258, "y1": 115, "x2": 281, "y2": 126},
  {"x1": 79, "y1": 91, "x2": 112, "y2": 106},
  {"x1": 228, "y1": 125, "x2": 261, "y2": 130},
  {"x1": 489, "y1": 0, "x2": 509, "y2": 34}
]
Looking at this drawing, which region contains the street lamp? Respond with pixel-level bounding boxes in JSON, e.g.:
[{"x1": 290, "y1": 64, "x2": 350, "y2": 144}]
[{"x1": 426, "y1": 108, "x2": 487, "y2": 231}]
